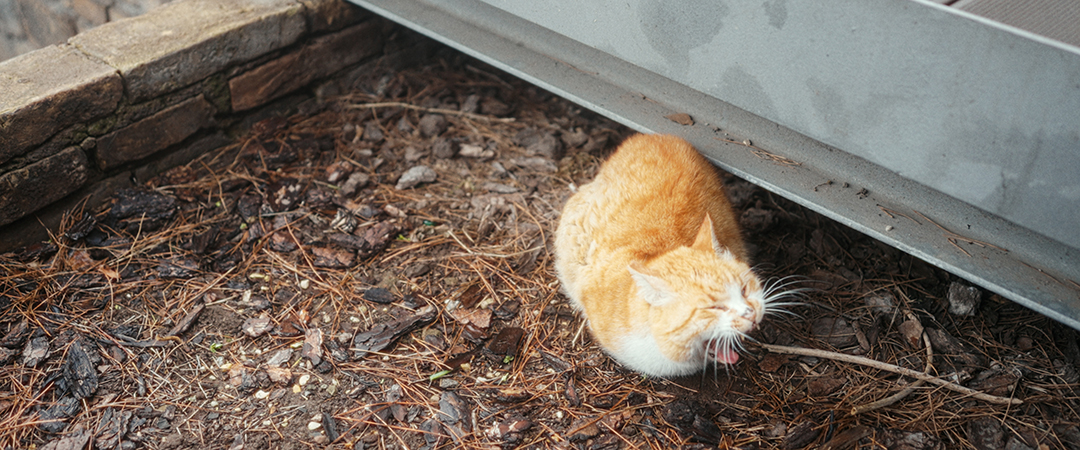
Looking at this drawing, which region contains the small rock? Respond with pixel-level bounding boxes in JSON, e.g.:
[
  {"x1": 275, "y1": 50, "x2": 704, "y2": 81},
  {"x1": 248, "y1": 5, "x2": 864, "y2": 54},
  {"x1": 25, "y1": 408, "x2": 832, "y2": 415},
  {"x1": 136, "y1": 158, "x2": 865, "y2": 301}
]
[
  {"x1": 486, "y1": 418, "x2": 532, "y2": 440},
  {"x1": 362, "y1": 121, "x2": 384, "y2": 141},
  {"x1": 418, "y1": 114, "x2": 449, "y2": 137},
  {"x1": 265, "y1": 367, "x2": 293, "y2": 384},
  {"x1": 482, "y1": 182, "x2": 519, "y2": 194},
  {"x1": 302, "y1": 328, "x2": 324, "y2": 366},
  {"x1": 948, "y1": 281, "x2": 982, "y2": 316},
  {"x1": 461, "y1": 94, "x2": 480, "y2": 113},
  {"x1": 432, "y1": 138, "x2": 456, "y2": 158},
  {"x1": 493, "y1": 387, "x2": 530, "y2": 403},
  {"x1": 405, "y1": 263, "x2": 432, "y2": 278},
  {"x1": 525, "y1": 132, "x2": 563, "y2": 159},
  {"x1": 227, "y1": 366, "x2": 255, "y2": 391},
  {"x1": 404, "y1": 146, "x2": 426, "y2": 162},
  {"x1": 396, "y1": 166, "x2": 437, "y2": 190},
  {"x1": 740, "y1": 207, "x2": 778, "y2": 232},
  {"x1": 1016, "y1": 336, "x2": 1035, "y2": 352},
  {"x1": 807, "y1": 374, "x2": 847, "y2": 396},
  {"x1": 325, "y1": 161, "x2": 354, "y2": 184},
  {"x1": 305, "y1": 188, "x2": 334, "y2": 209},
  {"x1": 242, "y1": 317, "x2": 274, "y2": 337},
  {"x1": 865, "y1": 292, "x2": 897, "y2": 316},
  {"x1": 582, "y1": 133, "x2": 609, "y2": 153},
  {"x1": 810, "y1": 317, "x2": 859, "y2": 348},
  {"x1": 968, "y1": 369, "x2": 1019, "y2": 397},
  {"x1": 480, "y1": 98, "x2": 511, "y2": 116},
  {"x1": 396, "y1": 116, "x2": 414, "y2": 133},
  {"x1": 339, "y1": 172, "x2": 370, "y2": 197},
  {"x1": 561, "y1": 129, "x2": 589, "y2": 148},
  {"x1": 763, "y1": 421, "x2": 787, "y2": 438},
  {"x1": 1004, "y1": 436, "x2": 1034, "y2": 450},
  {"x1": 459, "y1": 144, "x2": 494, "y2": 159},
  {"x1": 875, "y1": 429, "x2": 943, "y2": 450},
  {"x1": 511, "y1": 157, "x2": 557, "y2": 173},
  {"x1": 898, "y1": 317, "x2": 925, "y2": 350}
]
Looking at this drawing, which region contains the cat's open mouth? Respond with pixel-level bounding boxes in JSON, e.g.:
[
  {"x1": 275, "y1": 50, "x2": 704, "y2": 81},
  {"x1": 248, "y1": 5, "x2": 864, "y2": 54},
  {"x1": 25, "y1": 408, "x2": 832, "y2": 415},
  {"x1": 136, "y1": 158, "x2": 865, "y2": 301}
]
[{"x1": 706, "y1": 340, "x2": 741, "y2": 365}]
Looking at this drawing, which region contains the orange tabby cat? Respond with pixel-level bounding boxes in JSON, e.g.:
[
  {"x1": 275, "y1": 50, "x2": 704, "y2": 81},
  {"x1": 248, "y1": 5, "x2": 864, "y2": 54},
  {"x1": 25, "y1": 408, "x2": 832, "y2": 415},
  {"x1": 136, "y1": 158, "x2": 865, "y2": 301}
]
[{"x1": 555, "y1": 133, "x2": 782, "y2": 377}]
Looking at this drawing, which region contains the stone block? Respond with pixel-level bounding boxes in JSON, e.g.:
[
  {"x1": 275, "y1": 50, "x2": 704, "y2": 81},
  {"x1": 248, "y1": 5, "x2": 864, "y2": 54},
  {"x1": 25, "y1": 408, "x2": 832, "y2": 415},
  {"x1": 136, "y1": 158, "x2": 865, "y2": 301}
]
[
  {"x1": 230, "y1": 20, "x2": 384, "y2": 111},
  {"x1": 0, "y1": 147, "x2": 89, "y2": 227},
  {"x1": 133, "y1": 132, "x2": 231, "y2": 183},
  {"x1": 95, "y1": 95, "x2": 217, "y2": 169},
  {"x1": 0, "y1": 44, "x2": 122, "y2": 165},
  {"x1": 70, "y1": 0, "x2": 306, "y2": 102},
  {"x1": 0, "y1": 171, "x2": 133, "y2": 253}
]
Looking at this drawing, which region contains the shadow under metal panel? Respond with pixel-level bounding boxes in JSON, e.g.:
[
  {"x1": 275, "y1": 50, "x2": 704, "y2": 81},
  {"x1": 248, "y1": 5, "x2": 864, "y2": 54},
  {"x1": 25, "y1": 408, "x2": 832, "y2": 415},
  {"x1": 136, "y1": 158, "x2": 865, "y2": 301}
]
[{"x1": 347, "y1": 0, "x2": 1080, "y2": 330}]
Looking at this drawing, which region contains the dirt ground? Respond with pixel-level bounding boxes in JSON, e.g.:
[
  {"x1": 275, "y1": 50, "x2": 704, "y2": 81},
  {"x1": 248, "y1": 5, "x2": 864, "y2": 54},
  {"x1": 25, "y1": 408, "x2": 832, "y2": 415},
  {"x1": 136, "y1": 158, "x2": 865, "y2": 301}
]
[{"x1": 3, "y1": 48, "x2": 1080, "y2": 450}]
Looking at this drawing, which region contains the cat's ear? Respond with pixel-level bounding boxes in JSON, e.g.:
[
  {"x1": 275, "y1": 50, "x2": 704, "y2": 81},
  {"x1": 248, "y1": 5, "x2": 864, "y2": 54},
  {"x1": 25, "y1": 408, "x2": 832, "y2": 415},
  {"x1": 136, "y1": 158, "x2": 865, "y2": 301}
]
[
  {"x1": 628, "y1": 261, "x2": 675, "y2": 306},
  {"x1": 693, "y1": 215, "x2": 737, "y2": 260}
]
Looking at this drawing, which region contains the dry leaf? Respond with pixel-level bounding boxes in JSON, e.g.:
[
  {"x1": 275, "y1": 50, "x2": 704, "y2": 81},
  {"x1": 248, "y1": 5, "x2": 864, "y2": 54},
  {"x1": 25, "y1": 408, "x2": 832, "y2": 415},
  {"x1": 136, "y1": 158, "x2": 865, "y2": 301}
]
[{"x1": 665, "y1": 113, "x2": 694, "y2": 126}]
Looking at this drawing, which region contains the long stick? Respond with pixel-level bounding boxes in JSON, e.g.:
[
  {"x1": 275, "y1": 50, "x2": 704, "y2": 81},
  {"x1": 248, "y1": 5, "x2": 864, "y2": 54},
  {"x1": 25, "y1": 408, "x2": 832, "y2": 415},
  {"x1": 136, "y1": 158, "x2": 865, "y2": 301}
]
[{"x1": 758, "y1": 343, "x2": 1021, "y2": 406}]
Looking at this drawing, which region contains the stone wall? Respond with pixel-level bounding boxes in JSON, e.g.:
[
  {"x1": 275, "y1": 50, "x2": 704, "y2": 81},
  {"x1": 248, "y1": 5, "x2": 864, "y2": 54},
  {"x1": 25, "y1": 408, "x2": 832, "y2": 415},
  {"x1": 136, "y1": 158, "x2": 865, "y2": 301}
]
[{"x1": 0, "y1": 0, "x2": 426, "y2": 252}]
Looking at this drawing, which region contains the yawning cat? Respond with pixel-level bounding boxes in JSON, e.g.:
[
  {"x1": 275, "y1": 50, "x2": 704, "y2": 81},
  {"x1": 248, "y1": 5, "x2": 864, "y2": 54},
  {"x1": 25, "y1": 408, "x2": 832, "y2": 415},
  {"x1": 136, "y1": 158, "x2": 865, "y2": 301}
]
[{"x1": 554, "y1": 133, "x2": 788, "y2": 377}]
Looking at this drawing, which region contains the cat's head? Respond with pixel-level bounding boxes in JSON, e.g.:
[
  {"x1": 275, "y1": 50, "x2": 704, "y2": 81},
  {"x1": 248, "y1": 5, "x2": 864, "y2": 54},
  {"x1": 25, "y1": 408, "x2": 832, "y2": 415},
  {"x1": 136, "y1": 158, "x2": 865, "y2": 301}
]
[{"x1": 628, "y1": 215, "x2": 765, "y2": 370}]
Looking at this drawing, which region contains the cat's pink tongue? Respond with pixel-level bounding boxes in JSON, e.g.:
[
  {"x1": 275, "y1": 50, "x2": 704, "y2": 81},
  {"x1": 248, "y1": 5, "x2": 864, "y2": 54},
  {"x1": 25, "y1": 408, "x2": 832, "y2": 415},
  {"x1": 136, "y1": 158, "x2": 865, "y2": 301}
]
[{"x1": 714, "y1": 348, "x2": 740, "y2": 365}]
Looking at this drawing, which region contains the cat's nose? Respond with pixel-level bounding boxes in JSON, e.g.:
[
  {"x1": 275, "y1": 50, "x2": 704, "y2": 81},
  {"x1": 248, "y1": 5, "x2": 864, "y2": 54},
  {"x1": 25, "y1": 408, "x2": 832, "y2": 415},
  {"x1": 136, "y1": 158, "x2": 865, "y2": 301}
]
[{"x1": 740, "y1": 307, "x2": 755, "y2": 319}]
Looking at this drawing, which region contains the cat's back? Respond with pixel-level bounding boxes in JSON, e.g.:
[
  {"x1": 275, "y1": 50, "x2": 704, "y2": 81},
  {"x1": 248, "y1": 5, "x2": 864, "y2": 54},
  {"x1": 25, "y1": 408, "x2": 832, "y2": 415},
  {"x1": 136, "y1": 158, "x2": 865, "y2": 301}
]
[
  {"x1": 580, "y1": 134, "x2": 739, "y2": 255},
  {"x1": 592, "y1": 134, "x2": 715, "y2": 190}
]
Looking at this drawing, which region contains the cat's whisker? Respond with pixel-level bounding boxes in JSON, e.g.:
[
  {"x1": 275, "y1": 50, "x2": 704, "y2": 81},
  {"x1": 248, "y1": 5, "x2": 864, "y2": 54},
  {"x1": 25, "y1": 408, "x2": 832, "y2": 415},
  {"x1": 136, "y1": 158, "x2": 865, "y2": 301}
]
[
  {"x1": 762, "y1": 276, "x2": 814, "y2": 298},
  {"x1": 764, "y1": 307, "x2": 805, "y2": 319}
]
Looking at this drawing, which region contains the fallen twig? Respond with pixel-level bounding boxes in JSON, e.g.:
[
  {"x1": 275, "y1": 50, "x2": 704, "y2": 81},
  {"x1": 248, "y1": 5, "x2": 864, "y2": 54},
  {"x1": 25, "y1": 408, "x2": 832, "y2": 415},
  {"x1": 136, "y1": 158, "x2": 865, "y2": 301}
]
[
  {"x1": 758, "y1": 343, "x2": 1022, "y2": 406},
  {"x1": 852, "y1": 330, "x2": 932, "y2": 414},
  {"x1": 347, "y1": 101, "x2": 516, "y2": 123}
]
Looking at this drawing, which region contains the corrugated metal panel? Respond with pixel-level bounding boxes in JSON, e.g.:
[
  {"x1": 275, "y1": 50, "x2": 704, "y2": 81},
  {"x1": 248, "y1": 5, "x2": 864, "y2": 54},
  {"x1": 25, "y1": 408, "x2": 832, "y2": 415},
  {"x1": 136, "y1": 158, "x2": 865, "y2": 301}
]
[{"x1": 347, "y1": 0, "x2": 1080, "y2": 330}]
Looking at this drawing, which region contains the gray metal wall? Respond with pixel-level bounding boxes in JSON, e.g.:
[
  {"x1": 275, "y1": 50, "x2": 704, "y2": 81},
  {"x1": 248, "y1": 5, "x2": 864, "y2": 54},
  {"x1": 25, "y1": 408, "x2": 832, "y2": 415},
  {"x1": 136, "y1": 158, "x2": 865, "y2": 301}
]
[{"x1": 348, "y1": 0, "x2": 1080, "y2": 328}]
